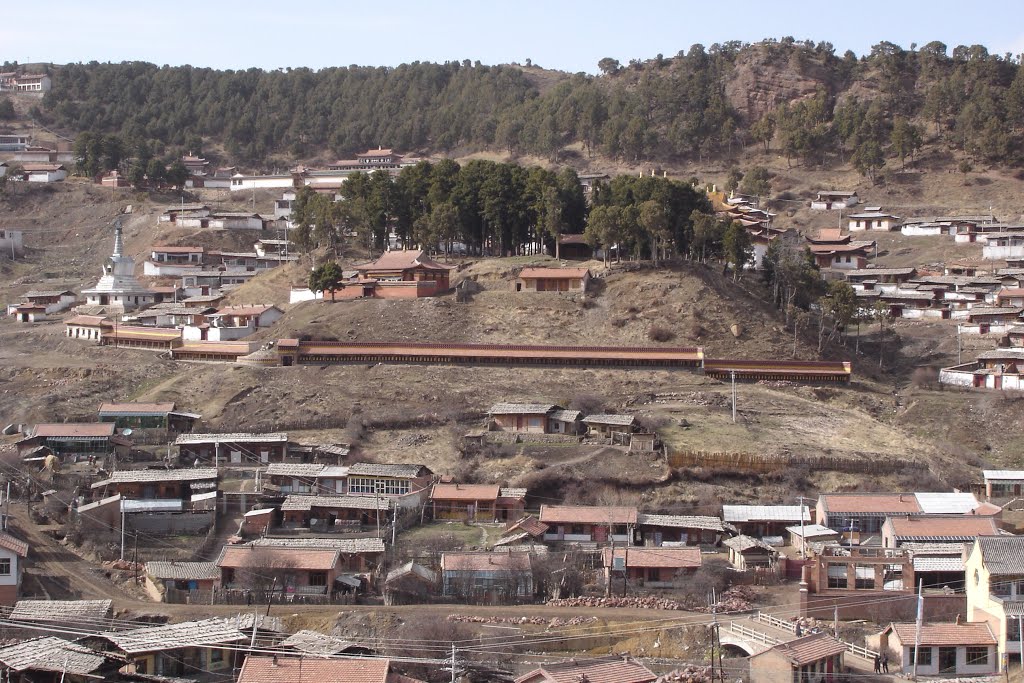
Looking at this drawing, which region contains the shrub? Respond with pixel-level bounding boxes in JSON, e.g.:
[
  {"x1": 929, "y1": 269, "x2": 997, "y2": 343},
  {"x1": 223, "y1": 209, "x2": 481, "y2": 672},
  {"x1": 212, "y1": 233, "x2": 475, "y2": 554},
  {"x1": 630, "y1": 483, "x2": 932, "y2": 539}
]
[
  {"x1": 610, "y1": 317, "x2": 628, "y2": 328},
  {"x1": 648, "y1": 324, "x2": 676, "y2": 342},
  {"x1": 570, "y1": 393, "x2": 605, "y2": 414}
]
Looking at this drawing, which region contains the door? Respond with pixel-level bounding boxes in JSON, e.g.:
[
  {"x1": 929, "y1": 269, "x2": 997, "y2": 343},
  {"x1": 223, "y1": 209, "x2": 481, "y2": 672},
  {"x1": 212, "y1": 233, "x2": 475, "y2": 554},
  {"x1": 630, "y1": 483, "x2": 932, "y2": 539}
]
[
  {"x1": 939, "y1": 647, "x2": 957, "y2": 673},
  {"x1": 260, "y1": 450, "x2": 269, "y2": 463},
  {"x1": 230, "y1": 450, "x2": 241, "y2": 464}
]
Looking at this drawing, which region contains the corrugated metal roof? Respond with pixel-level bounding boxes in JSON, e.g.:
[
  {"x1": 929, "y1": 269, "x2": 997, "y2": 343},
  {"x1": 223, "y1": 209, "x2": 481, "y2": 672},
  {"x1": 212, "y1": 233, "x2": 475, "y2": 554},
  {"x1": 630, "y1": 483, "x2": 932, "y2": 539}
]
[
  {"x1": 722, "y1": 505, "x2": 810, "y2": 523},
  {"x1": 121, "y1": 499, "x2": 183, "y2": 513},
  {"x1": 983, "y1": 470, "x2": 1024, "y2": 481},
  {"x1": 786, "y1": 524, "x2": 839, "y2": 539},
  {"x1": 914, "y1": 492, "x2": 981, "y2": 514}
]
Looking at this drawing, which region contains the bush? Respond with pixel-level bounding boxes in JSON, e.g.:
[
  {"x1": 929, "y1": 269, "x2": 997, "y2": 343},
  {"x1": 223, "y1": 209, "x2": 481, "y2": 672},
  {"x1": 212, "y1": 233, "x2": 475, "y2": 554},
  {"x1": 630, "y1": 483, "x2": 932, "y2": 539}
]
[
  {"x1": 570, "y1": 393, "x2": 605, "y2": 414},
  {"x1": 676, "y1": 559, "x2": 734, "y2": 608},
  {"x1": 648, "y1": 324, "x2": 676, "y2": 342},
  {"x1": 610, "y1": 317, "x2": 628, "y2": 328}
]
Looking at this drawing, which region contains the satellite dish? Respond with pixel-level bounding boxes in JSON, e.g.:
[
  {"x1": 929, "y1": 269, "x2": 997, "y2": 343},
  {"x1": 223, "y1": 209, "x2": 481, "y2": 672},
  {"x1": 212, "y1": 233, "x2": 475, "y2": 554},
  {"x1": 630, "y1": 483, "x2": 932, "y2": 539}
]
[
  {"x1": 122, "y1": 428, "x2": 133, "y2": 436},
  {"x1": 309, "y1": 518, "x2": 318, "y2": 526}
]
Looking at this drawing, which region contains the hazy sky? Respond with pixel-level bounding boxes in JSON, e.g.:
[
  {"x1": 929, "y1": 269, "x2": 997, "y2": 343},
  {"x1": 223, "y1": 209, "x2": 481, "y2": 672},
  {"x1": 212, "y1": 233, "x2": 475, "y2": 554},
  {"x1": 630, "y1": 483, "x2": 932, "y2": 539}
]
[{"x1": 3, "y1": 0, "x2": 1023, "y2": 73}]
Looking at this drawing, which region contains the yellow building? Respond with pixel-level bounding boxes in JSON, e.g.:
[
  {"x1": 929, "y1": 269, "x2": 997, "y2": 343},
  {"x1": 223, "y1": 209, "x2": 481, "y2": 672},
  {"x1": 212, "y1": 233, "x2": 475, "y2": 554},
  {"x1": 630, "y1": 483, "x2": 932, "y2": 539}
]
[{"x1": 966, "y1": 536, "x2": 1024, "y2": 669}]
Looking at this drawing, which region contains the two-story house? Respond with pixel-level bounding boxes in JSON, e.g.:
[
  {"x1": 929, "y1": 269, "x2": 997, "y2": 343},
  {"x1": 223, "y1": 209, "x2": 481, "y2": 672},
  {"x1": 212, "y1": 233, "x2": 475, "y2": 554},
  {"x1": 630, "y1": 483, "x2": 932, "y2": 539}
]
[{"x1": 966, "y1": 536, "x2": 1024, "y2": 666}]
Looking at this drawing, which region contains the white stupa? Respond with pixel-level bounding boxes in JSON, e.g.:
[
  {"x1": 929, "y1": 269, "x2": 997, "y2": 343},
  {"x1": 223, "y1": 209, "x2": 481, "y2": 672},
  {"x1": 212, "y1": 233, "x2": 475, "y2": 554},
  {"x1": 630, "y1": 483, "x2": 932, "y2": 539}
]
[{"x1": 82, "y1": 218, "x2": 154, "y2": 312}]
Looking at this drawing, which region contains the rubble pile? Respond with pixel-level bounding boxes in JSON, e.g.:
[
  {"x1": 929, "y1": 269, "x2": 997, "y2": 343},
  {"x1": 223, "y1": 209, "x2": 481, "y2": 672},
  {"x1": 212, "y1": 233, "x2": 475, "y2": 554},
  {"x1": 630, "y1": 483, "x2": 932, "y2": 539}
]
[
  {"x1": 655, "y1": 665, "x2": 714, "y2": 682},
  {"x1": 693, "y1": 585, "x2": 756, "y2": 613},
  {"x1": 103, "y1": 559, "x2": 142, "y2": 572},
  {"x1": 545, "y1": 596, "x2": 686, "y2": 610},
  {"x1": 447, "y1": 614, "x2": 597, "y2": 628}
]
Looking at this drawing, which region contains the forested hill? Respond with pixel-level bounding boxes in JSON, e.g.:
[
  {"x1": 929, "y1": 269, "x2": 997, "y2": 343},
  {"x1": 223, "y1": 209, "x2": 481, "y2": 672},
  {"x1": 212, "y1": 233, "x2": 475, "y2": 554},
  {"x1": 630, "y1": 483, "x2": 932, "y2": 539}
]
[{"x1": 16, "y1": 38, "x2": 1024, "y2": 168}]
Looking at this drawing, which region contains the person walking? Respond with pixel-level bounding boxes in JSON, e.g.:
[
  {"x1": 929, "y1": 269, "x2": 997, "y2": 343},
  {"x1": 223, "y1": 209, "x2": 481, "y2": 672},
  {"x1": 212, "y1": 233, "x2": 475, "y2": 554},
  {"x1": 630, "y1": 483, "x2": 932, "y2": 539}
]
[
  {"x1": 882, "y1": 653, "x2": 889, "y2": 673},
  {"x1": 873, "y1": 655, "x2": 881, "y2": 674}
]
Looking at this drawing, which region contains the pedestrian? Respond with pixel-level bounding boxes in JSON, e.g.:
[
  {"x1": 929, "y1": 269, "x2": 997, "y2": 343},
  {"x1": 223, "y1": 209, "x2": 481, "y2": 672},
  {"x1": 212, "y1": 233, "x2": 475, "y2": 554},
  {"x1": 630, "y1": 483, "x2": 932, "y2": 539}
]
[
  {"x1": 882, "y1": 653, "x2": 889, "y2": 673},
  {"x1": 873, "y1": 655, "x2": 881, "y2": 674}
]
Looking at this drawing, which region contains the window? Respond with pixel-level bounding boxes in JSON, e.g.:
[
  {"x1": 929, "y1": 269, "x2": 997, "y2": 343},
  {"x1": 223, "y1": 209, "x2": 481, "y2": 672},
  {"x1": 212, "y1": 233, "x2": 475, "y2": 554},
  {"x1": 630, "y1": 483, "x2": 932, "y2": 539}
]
[
  {"x1": 647, "y1": 568, "x2": 660, "y2": 581},
  {"x1": 1008, "y1": 618, "x2": 1021, "y2": 641},
  {"x1": 348, "y1": 477, "x2": 410, "y2": 496},
  {"x1": 0, "y1": 558, "x2": 10, "y2": 576},
  {"x1": 309, "y1": 572, "x2": 327, "y2": 587},
  {"x1": 912, "y1": 647, "x2": 932, "y2": 666},
  {"x1": 966, "y1": 647, "x2": 989, "y2": 666},
  {"x1": 827, "y1": 564, "x2": 848, "y2": 589},
  {"x1": 855, "y1": 565, "x2": 875, "y2": 590},
  {"x1": 210, "y1": 648, "x2": 224, "y2": 664}
]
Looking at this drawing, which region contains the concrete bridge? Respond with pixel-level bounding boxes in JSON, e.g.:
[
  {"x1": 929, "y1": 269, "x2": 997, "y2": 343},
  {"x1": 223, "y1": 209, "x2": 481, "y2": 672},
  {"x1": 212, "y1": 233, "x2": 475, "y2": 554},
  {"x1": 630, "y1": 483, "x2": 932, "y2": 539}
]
[{"x1": 720, "y1": 613, "x2": 879, "y2": 662}]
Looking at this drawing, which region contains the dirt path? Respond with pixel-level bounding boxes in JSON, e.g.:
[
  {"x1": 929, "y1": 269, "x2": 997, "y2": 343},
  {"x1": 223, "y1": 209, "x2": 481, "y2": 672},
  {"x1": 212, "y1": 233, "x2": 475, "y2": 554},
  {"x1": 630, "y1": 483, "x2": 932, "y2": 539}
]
[{"x1": 10, "y1": 508, "x2": 135, "y2": 602}]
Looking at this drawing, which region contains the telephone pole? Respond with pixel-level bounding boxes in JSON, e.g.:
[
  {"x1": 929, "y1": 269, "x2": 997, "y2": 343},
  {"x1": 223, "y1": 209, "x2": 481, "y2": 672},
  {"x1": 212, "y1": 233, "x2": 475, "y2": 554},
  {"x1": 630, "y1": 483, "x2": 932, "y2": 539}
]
[{"x1": 731, "y1": 370, "x2": 737, "y2": 423}]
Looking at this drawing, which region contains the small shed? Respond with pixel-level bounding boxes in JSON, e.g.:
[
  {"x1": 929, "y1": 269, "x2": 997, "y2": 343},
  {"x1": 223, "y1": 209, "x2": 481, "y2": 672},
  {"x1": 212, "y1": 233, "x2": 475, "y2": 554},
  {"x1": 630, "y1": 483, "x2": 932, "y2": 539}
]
[
  {"x1": 723, "y1": 534, "x2": 780, "y2": 571},
  {"x1": 384, "y1": 561, "x2": 438, "y2": 605},
  {"x1": 516, "y1": 267, "x2": 591, "y2": 293}
]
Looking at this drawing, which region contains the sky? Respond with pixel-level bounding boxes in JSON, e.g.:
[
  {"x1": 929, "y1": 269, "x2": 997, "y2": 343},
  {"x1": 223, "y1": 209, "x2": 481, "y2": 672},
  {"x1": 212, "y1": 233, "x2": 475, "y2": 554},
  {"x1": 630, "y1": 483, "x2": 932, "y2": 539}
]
[{"x1": 2, "y1": 0, "x2": 1024, "y2": 74}]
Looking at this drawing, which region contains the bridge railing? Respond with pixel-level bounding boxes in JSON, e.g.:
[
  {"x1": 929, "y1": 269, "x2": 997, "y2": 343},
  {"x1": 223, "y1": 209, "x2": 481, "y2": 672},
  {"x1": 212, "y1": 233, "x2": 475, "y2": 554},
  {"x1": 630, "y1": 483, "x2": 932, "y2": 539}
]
[
  {"x1": 753, "y1": 612, "x2": 879, "y2": 661},
  {"x1": 755, "y1": 611, "x2": 797, "y2": 633},
  {"x1": 727, "y1": 621, "x2": 782, "y2": 647}
]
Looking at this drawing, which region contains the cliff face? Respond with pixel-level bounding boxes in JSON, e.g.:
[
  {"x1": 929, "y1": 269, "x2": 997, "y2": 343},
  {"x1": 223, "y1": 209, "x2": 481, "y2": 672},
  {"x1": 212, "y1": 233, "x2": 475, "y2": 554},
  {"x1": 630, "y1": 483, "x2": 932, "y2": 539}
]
[{"x1": 723, "y1": 47, "x2": 834, "y2": 123}]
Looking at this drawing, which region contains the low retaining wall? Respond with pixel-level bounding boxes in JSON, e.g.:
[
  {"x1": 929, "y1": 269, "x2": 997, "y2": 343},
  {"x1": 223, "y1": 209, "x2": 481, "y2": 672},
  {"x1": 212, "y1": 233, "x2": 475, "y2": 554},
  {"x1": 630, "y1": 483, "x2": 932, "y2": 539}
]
[{"x1": 668, "y1": 450, "x2": 926, "y2": 474}]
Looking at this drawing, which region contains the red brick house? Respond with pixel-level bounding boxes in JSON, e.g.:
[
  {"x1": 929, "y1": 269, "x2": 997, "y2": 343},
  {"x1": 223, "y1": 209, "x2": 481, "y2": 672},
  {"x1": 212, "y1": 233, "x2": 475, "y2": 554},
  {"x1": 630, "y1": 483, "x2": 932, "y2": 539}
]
[
  {"x1": 175, "y1": 432, "x2": 288, "y2": 466},
  {"x1": 430, "y1": 483, "x2": 526, "y2": 522},
  {"x1": 539, "y1": 505, "x2": 637, "y2": 545},
  {"x1": 238, "y1": 655, "x2": 426, "y2": 683},
  {"x1": 515, "y1": 656, "x2": 656, "y2": 683},
  {"x1": 0, "y1": 532, "x2": 29, "y2": 605},
  {"x1": 216, "y1": 537, "x2": 385, "y2": 597},
  {"x1": 516, "y1": 267, "x2": 591, "y2": 293},
  {"x1": 279, "y1": 494, "x2": 390, "y2": 531},
  {"x1": 603, "y1": 547, "x2": 701, "y2": 587}
]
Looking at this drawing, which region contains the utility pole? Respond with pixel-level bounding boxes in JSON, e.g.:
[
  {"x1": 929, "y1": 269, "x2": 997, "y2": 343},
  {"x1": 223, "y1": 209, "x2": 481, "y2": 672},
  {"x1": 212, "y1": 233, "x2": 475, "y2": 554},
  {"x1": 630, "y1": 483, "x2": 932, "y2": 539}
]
[
  {"x1": 375, "y1": 484, "x2": 382, "y2": 539},
  {"x1": 957, "y1": 325, "x2": 962, "y2": 365},
  {"x1": 1018, "y1": 615, "x2": 1023, "y2": 676},
  {"x1": 797, "y1": 496, "x2": 808, "y2": 560},
  {"x1": 133, "y1": 532, "x2": 139, "y2": 584},
  {"x1": 120, "y1": 506, "x2": 126, "y2": 561},
  {"x1": 731, "y1": 370, "x2": 737, "y2": 423},
  {"x1": 450, "y1": 642, "x2": 457, "y2": 683},
  {"x1": 265, "y1": 576, "x2": 277, "y2": 617},
  {"x1": 912, "y1": 578, "x2": 924, "y2": 679}
]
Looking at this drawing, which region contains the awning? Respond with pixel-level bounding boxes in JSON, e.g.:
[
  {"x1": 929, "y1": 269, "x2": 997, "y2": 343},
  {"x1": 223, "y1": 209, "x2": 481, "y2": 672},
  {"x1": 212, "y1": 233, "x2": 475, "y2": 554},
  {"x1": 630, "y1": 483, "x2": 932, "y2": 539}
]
[{"x1": 335, "y1": 575, "x2": 362, "y2": 588}]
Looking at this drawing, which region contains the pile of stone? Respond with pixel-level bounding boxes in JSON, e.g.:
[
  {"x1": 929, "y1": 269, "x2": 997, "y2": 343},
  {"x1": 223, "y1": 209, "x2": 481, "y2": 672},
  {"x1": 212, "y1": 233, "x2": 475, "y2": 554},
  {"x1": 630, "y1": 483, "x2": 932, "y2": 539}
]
[
  {"x1": 546, "y1": 596, "x2": 686, "y2": 610},
  {"x1": 655, "y1": 665, "x2": 713, "y2": 682}
]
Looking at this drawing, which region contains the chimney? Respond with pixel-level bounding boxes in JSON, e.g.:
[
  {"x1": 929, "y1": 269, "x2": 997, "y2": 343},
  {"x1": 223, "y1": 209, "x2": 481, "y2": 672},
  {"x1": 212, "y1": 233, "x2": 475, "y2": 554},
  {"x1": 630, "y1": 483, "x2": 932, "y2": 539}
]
[{"x1": 272, "y1": 655, "x2": 278, "y2": 667}]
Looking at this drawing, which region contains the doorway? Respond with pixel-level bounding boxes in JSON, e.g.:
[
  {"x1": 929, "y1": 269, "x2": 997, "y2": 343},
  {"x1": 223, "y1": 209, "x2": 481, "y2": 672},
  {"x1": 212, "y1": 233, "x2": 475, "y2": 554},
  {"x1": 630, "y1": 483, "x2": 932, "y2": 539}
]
[{"x1": 938, "y1": 647, "x2": 957, "y2": 673}]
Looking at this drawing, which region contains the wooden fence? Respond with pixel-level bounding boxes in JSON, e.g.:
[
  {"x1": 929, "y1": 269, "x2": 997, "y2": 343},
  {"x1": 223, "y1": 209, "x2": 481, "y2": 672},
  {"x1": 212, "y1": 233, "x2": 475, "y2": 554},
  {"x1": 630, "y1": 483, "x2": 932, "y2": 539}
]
[{"x1": 667, "y1": 450, "x2": 926, "y2": 475}]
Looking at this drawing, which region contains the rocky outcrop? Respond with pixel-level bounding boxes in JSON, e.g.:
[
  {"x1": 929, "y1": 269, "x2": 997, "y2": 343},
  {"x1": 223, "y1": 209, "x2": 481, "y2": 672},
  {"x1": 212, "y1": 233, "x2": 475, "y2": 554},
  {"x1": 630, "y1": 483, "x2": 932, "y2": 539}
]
[{"x1": 724, "y1": 46, "x2": 833, "y2": 123}]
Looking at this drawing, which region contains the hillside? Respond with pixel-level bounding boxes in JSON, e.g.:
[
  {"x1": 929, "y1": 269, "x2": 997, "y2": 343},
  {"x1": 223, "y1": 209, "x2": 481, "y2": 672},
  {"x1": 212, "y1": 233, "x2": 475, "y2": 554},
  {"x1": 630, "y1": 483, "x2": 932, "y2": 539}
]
[
  {"x1": 0, "y1": 181, "x2": 1012, "y2": 510},
  {"x1": 5, "y1": 38, "x2": 1021, "y2": 176}
]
